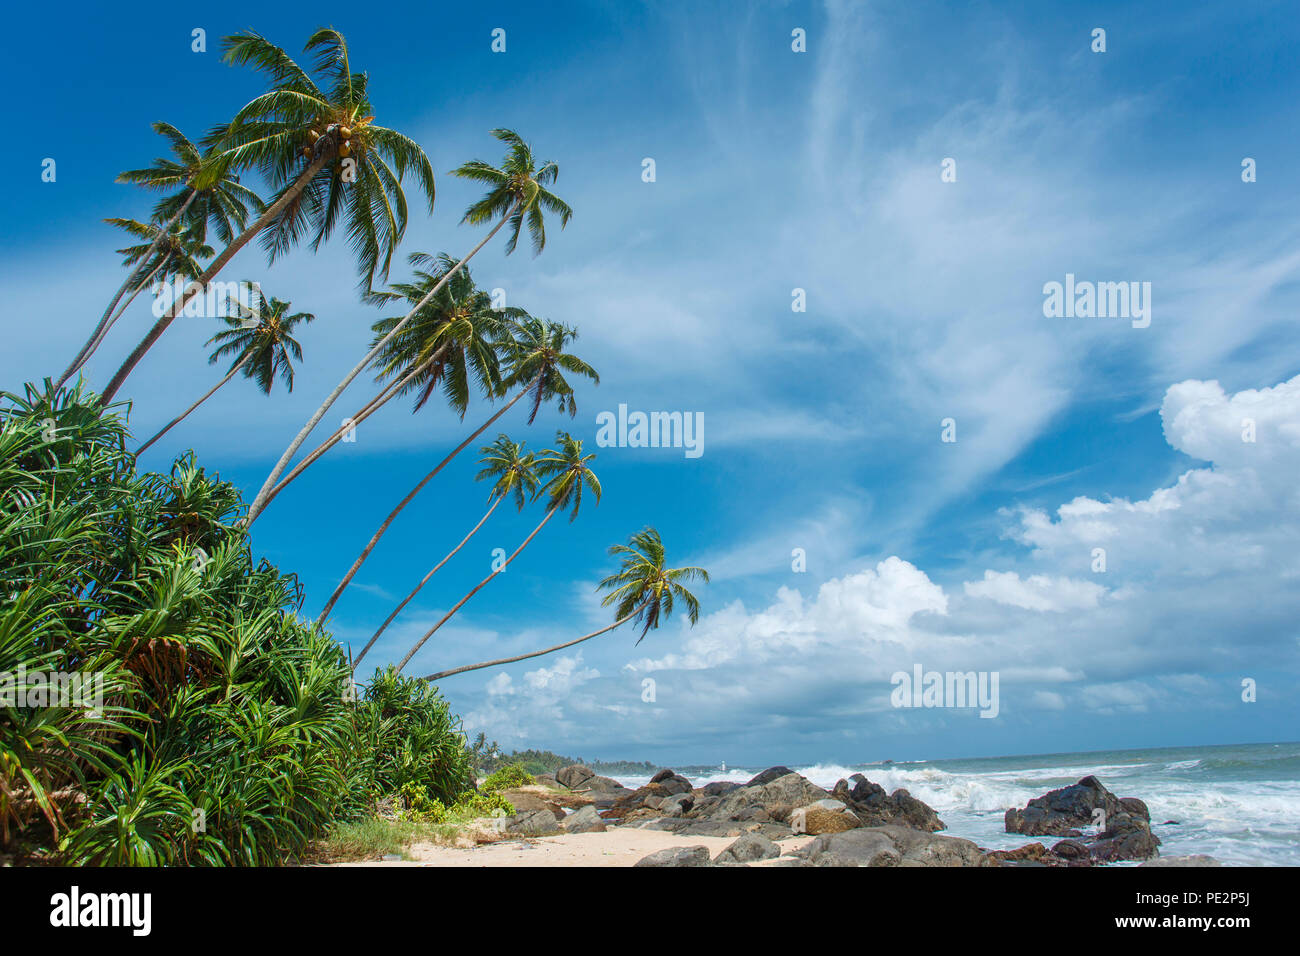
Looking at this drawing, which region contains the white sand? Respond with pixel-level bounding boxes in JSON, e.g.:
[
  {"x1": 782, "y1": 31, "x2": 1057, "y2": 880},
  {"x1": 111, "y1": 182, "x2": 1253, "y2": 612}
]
[{"x1": 331, "y1": 828, "x2": 812, "y2": 867}]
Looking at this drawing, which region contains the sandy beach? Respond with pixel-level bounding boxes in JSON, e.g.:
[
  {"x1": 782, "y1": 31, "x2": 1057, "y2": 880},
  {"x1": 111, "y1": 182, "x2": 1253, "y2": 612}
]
[{"x1": 330, "y1": 828, "x2": 815, "y2": 867}]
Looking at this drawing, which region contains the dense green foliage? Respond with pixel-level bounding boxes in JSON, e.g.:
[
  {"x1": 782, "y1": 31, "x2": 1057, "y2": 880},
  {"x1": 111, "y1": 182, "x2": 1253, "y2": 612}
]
[
  {"x1": 480, "y1": 763, "x2": 534, "y2": 793},
  {"x1": 0, "y1": 383, "x2": 473, "y2": 864}
]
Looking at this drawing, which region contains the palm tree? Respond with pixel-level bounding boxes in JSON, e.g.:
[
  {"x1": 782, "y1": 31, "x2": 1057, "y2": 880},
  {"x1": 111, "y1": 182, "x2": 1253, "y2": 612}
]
[
  {"x1": 135, "y1": 292, "x2": 314, "y2": 456},
  {"x1": 350, "y1": 436, "x2": 538, "y2": 671},
  {"x1": 424, "y1": 527, "x2": 708, "y2": 680},
  {"x1": 246, "y1": 127, "x2": 572, "y2": 525},
  {"x1": 247, "y1": 254, "x2": 519, "y2": 515},
  {"x1": 99, "y1": 28, "x2": 436, "y2": 404},
  {"x1": 58, "y1": 124, "x2": 263, "y2": 390},
  {"x1": 119, "y1": 122, "x2": 265, "y2": 247},
  {"x1": 369, "y1": 253, "x2": 516, "y2": 414},
  {"x1": 310, "y1": 319, "x2": 597, "y2": 624},
  {"x1": 393, "y1": 432, "x2": 600, "y2": 674},
  {"x1": 106, "y1": 217, "x2": 214, "y2": 299},
  {"x1": 65, "y1": 219, "x2": 215, "y2": 384}
]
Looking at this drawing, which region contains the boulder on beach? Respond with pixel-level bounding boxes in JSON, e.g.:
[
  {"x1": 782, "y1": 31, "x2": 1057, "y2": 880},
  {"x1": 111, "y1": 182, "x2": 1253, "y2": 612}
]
[
  {"x1": 559, "y1": 804, "x2": 607, "y2": 834},
  {"x1": 633, "y1": 845, "x2": 712, "y2": 867},
  {"x1": 500, "y1": 789, "x2": 565, "y2": 816},
  {"x1": 797, "y1": 825, "x2": 991, "y2": 867},
  {"x1": 556, "y1": 764, "x2": 595, "y2": 790},
  {"x1": 714, "y1": 833, "x2": 781, "y2": 865},
  {"x1": 640, "y1": 769, "x2": 947, "y2": 841},
  {"x1": 792, "y1": 799, "x2": 861, "y2": 835},
  {"x1": 506, "y1": 808, "x2": 560, "y2": 836}
]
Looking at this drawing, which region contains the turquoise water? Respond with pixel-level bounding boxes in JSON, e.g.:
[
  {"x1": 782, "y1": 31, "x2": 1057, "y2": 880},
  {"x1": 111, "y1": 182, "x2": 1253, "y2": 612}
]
[{"x1": 612, "y1": 741, "x2": 1300, "y2": 866}]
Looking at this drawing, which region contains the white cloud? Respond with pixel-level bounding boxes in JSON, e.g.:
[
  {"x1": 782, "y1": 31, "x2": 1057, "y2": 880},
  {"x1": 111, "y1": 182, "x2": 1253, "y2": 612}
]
[{"x1": 964, "y1": 570, "x2": 1106, "y2": 612}]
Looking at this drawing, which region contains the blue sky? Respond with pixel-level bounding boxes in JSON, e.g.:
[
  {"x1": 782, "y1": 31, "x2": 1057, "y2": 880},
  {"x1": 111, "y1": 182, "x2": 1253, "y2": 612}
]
[{"x1": 5, "y1": 0, "x2": 1299, "y2": 765}]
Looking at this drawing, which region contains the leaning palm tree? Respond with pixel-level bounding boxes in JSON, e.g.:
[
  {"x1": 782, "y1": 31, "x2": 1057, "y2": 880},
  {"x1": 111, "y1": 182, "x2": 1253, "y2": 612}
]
[
  {"x1": 99, "y1": 28, "x2": 436, "y2": 404},
  {"x1": 369, "y1": 253, "x2": 516, "y2": 414},
  {"x1": 135, "y1": 292, "x2": 314, "y2": 456},
  {"x1": 350, "y1": 435, "x2": 538, "y2": 672},
  {"x1": 65, "y1": 218, "x2": 215, "y2": 382},
  {"x1": 58, "y1": 123, "x2": 263, "y2": 390},
  {"x1": 105, "y1": 217, "x2": 215, "y2": 304},
  {"x1": 248, "y1": 255, "x2": 518, "y2": 515},
  {"x1": 393, "y1": 432, "x2": 599, "y2": 674},
  {"x1": 247, "y1": 127, "x2": 572, "y2": 525},
  {"x1": 424, "y1": 527, "x2": 708, "y2": 680},
  {"x1": 310, "y1": 319, "x2": 597, "y2": 624}
]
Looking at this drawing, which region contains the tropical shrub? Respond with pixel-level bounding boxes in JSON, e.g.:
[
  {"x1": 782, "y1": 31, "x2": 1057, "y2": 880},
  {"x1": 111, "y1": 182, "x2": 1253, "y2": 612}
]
[
  {"x1": 0, "y1": 382, "x2": 473, "y2": 864},
  {"x1": 480, "y1": 763, "x2": 533, "y2": 793}
]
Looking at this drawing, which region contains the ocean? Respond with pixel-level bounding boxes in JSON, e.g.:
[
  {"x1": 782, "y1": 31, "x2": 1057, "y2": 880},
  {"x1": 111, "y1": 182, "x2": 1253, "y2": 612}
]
[{"x1": 609, "y1": 740, "x2": 1300, "y2": 866}]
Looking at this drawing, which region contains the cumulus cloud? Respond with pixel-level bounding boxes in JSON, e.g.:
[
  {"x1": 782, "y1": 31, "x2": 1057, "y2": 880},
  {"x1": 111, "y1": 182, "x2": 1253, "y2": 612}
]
[
  {"x1": 463, "y1": 375, "x2": 1300, "y2": 757},
  {"x1": 963, "y1": 570, "x2": 1106, "y2": 612}
]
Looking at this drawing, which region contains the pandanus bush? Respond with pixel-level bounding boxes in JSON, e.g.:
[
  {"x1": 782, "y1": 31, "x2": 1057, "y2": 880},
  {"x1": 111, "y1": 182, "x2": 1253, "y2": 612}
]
[{"x1": 0, "y1": 382, "x2": 473, "y2": 864}]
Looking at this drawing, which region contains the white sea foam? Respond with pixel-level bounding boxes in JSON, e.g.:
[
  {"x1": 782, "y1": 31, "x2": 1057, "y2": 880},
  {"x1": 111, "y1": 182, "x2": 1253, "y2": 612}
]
[{"x1": 606, "y1": 744, "x2": 1300, "y2": 866}]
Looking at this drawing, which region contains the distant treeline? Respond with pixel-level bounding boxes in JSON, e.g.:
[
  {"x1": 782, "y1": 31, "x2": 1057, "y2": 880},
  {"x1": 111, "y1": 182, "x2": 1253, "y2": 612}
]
[{"x1": 472, "y1": 739, "x2": 654, "y2": 777}]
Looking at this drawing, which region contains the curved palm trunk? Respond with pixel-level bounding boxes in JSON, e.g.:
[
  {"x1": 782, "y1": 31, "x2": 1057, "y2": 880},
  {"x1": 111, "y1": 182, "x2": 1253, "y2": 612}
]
[
  {"x1": 246, "y1": 200, "x2": 525, "y2": 525},
  {"x1": 350, "y1": 494, "x2": 505, "y2": 672},
  {"x1": 394, "y1": 505, "x2": 558, "y2": 674},
  {"x1": 69, "y1": 261, "x2": 168, "y2": 390},
  {"x1": 423, "y1": 608, "x2": 643, "y2": 682},
  {"x1": 314, "y1": 381, "x2": 535, "y2": 625},
  {"x1": 134, "y1": 354, "x2": 250, "y2": 456},
  {"x1": 58, "y1": 192, "x2": 198, "y2": 390},
  {"x1": 100, "y1": 155, "x2": 331, "y2": 405},
  {"x1": 248, "y1": 344, "x2": 453, "y2": 521}
]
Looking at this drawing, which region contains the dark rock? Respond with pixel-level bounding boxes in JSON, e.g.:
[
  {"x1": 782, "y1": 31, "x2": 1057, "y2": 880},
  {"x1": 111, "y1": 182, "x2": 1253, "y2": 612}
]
[
  {"x1": 500, "y1": 789, "x2": 564, "y2": 816},
  {"x1": 987, "y1": 842, "x2": 1051, "y2": 864},
  {"x1": 559, "y1": 804, "x2": 607, "y2": 833},
  {"x1": 746, "y1": 766, "x2": 796, "y2": 787},
  {"x1": 1089, "y1": 814, "x2": 1161, "y2": 862},
  {"x1": 702, "y1": 772, "x2": 829, "y2": 824},
  {"x1": 613, "y1": 782, "x2": 670, "y2": 811},
  {"x1": 714, "y1": 833, "x2": 781, "y2": 865},
  {"x1": 1006, "y1": 776, "x2": 1160, "y2": 863},
  {"x1": 798, "y1": 825, "x2": 990, "y2": 867},
  {"x1": 633, "y1": 845, "x2": 712, "y2": 867},
  {"x1": 506, "y1": 809, "x2": 559, "y2": 835},
  {"x1": 697, "y1": 781, "x2": 740, "y2": 797},
  {"x1": 850, "y1": 777, "x2": 887, "y2": 804},
  {"x1": 1005, "y1": 775, "x2": 1147, "y2": 836},
  {"x1": 556, "y1": 764, "x2": 595, "y2": 790},
  {"x1": 1051, "y1": 838, "x2": 1091, "y2": 861}
]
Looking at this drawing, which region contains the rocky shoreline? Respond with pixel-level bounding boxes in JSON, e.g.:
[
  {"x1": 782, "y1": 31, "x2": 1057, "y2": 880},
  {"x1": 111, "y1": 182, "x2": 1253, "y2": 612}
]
[{"x1": 491, "y1": 765, "x2": 1222, "y2": 867}]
